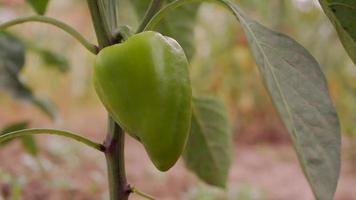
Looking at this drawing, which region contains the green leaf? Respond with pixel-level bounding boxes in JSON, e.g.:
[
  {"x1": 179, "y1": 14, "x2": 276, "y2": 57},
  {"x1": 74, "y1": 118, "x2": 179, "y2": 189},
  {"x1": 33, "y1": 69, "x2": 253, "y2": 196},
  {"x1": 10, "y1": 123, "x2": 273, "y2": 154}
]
[
  {"x1": 26, "y1": 0, "x2": 50, "y2": 15},
  {"x1": 183, "y1": 96, "x2": 232, "y2": 188},
  {"x1": 1, "y1": 121, "x2": 29, "y2": 135},
  {"x1": 29, "y1": 46, "x2": 70, "y2": 73},
  {"x1": 155, "y1": 3, "x2": 198, "y2": 60},
  {"x1": 0, "y1": 32, "x2": 25, "y2": 73},
  {"x1": 130, "y1": 0, "x2": 151, "y2": 19},
  {"x1": 0, "y1": 32, "x2": 58, "y2": 120},
  {"x1": 130, "y1": 0, "x2": 199, "y2": 59},
  {"x1": 31, "y1": 96, "x2": 58, "y2": 120},
  {"x1": 318, "y1": 0, "x2": 356, "y2": 65},
  {"x1": 0, "y1": 32, "x2": 30, "y2": 99},
  {"x1": 21, "y1": 135, "x2": 38, "y2": 157},
  {"x1": 230, "y1": 4, "x2": 341, "y2": 200},
  {"x1": 39, "y1": 49, "x2": 69, "y2": 72},
  {"x1": 1, "y1": 122, "x2": 39, "y2": 159},
  {"x1": 0, "y1": 121, "x2": 29, "y2": 147}
]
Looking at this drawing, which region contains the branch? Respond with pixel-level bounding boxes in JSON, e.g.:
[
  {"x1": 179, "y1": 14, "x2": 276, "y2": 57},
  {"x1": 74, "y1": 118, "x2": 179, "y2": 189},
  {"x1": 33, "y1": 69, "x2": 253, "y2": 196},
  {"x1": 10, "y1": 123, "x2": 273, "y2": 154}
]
[
  {"x1": 0, "y1": 16, "x2": 98, "y2": 54},
  {"x1": 0, "y1": 128, "x2": 105, "y2": 152},
  {"x1": 130, "y1": 186, "x2": 156, "y2": 200}
]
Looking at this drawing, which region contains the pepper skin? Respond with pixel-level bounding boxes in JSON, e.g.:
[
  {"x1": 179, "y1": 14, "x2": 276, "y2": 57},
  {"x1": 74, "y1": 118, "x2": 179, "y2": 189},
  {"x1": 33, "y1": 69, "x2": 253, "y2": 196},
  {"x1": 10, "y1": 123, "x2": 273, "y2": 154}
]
[{"x1": 94, "y1": 31, "x2": 192, "y2": 171}]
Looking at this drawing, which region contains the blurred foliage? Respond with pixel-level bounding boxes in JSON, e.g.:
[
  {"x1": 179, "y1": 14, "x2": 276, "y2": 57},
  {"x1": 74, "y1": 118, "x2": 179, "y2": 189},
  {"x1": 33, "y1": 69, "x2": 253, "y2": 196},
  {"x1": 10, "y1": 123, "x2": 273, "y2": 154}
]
[
  {"x1": 26, "y1": 0, "x2": 50, "y2": 15},
  {"x1": 185, "y1": 183, "x2": 265, "y2": 200},
  {"x1": 1, "y1": 0, "x2": 355, "y2": 136},
  {"x1": 0, "y1": 32, "x2": 58, "y2": 120},
  {"x1": 27, "y1": 41, "x2": 70, "y2": 73},
  {"x1": 0, "y1": 169, "x2": 24, "y2": 200}
]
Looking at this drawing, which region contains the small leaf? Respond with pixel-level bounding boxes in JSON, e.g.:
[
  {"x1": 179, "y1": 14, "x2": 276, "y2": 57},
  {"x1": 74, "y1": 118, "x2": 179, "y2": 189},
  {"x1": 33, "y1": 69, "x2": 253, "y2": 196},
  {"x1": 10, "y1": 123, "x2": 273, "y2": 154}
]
[
  {"x1": 26, "y1": 0, "x2": 50, "y2": 15},
  {"x1": 0, "y1": 121, "x2": 29, "y2": 147},
  {"x1": 130, "y1": 0, "x2": 199, "y2": 59},
  {"x1": 31, "y1": 96, "x2": 58, "y2": 120},
  {"x1": 32, "y1": 47, "x2": 70, "y2": 73},
  {"x1": 318, "y1": 0, "x2": 356, "y2": 65},
  {"x1": 21, "y1": 135, "x2": 38, "y2": 157},
  {"x1": 129, "y1": 0, "x2": 151, "y2": 19},
  {"x1": 1, "y1": 121, "x2": 29, "y2": 135},
  {"x1": 183, "y1": 96, "x2": 232, "y2": 188},
  {"x1": 155, "y1": 3, "x2": 199, "y2": 60},
  {"x1": 228, "y1": 3, "x2": 340, "y2": 200}
]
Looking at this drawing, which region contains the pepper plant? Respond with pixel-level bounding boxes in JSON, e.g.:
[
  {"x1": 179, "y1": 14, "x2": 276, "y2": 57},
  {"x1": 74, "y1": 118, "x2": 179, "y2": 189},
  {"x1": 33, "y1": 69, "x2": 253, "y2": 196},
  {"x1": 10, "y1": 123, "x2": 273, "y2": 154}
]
[{"x1": 0, "y1": 0, "x2": 355, "y2": 200}]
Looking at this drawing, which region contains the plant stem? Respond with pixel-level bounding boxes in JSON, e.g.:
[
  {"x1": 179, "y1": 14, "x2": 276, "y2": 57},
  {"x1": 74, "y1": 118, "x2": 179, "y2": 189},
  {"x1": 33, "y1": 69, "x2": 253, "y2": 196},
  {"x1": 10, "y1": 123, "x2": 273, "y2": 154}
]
[
  {"x1": 104, "y1": 118, "x2": 130, "y2": 200},
  {"x1": 136, "y1": 0, "x2": 164, "y2": 33},
  {"x1": 0, "y1": 128, "x2": 104, "y2": 152},
  {"x1": 86, "y1": 0, "x2": 112, "y2": 47},
  {"x1": 0, "y1": 16, "x2": 98, "y2": 54},
  {"x1": 86, "y1": 1, "x2": 130, "y2": 200}
]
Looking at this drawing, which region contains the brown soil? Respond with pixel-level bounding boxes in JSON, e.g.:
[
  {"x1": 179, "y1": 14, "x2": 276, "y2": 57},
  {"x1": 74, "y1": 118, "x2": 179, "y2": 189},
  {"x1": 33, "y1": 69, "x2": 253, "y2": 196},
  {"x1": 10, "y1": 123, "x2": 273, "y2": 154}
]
[{"x1": 1, "y1": 104, "x2": 356, "y2": 200}]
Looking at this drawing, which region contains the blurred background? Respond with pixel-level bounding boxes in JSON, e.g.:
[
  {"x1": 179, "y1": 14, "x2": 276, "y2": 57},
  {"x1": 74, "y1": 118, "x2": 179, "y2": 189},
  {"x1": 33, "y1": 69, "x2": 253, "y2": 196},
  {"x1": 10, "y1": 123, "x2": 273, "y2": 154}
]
[{"x1": 0, "y1": 0, "x2": 355, "y2": 199}]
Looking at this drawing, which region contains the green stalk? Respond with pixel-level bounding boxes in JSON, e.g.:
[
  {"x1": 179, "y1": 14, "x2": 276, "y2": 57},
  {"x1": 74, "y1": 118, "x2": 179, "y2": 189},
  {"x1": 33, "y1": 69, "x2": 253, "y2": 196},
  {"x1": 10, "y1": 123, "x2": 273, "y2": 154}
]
[
  {"x1": 86, "y1": 0, "x2": 112, "y2": 47},
  {"x1": 0, "y1": 16, "x2": 98, "y2": 54},
  {"x1": 0, "y1": 129, "x2": 104, "y2": 152},
  {"x1": 104, "y1": 119, "x2": 130, "y2": 199},
  {"x1": 86, "y1": 1, "x2": 130, "y2": 200}
]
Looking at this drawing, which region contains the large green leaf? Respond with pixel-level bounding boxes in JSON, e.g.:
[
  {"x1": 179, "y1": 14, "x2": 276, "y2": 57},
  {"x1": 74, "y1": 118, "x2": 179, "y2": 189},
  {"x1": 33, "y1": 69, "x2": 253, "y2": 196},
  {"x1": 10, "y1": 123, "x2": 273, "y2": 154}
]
[
  {"x1": 0, "y1": 32, "x2": 58, "y2": 120},
  {"x1": 318, "y1": 0, "x2": 356, "y2": 65},
  {"x1": 228, "y1": 4, "x2": 341, "y2": 200},
  {"x1": 130, "y1": 0, "x2": 199, "y2": 59},
  {"x1": 26, "y1": 0, "x2": 50, "y2": 15},
  {"x1": 183, "y1": 96, "x2": 232, "y2": 188}
]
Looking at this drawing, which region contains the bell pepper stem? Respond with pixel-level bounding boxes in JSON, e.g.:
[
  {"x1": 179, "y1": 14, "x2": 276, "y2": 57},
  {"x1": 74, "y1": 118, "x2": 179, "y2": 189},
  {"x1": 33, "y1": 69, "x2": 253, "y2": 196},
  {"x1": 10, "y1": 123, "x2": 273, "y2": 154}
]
[
  {"x1": 0, "y1": 128, "x2": 104, "y2": 152},
  {"x1": 0, "y1": 16, "x2": 98, "y2": 55},
  {"x1": 86, "y1": 0, "x2": 112, "y2": 47}
]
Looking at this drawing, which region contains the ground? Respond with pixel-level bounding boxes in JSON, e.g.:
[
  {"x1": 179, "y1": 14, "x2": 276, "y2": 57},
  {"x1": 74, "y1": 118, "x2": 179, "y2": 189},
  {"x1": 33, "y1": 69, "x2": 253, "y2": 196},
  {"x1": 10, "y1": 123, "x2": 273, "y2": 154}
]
[{"x1": 0, "y1": 103, "x2": 355, "y2": 200}]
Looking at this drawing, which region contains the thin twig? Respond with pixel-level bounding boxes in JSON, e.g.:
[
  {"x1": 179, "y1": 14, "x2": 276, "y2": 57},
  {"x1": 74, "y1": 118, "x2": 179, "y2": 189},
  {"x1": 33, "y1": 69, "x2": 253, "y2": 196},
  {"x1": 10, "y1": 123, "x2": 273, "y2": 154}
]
[
  {"x1": 0, "y1": 15, "x2": 98, "y2": 54},
  {"x1": 0, "y1": 128, "x2": 105, "y2": 152},
  {"x1": 131, "y1": 186, "x2": 156, "y2": 200}
]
